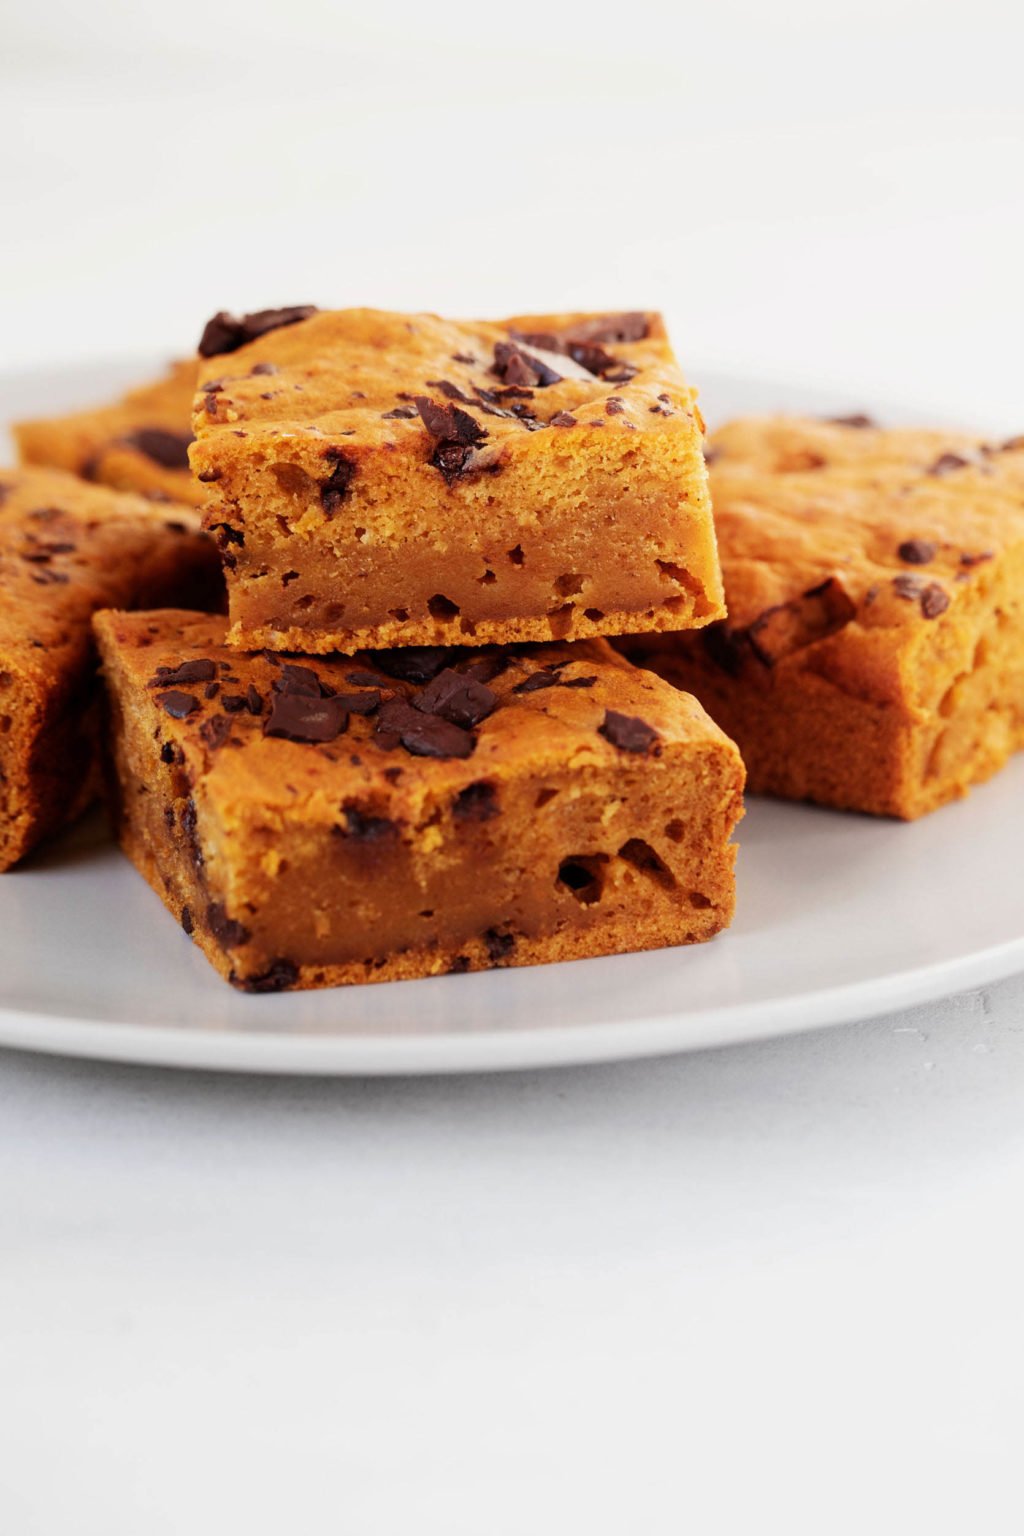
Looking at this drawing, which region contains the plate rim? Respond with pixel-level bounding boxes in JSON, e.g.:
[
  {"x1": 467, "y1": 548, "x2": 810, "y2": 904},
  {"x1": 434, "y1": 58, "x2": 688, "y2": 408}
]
[
  {"x1": 0, "y1": 935, "x2": 1019, "y2": 1075},
  {"x1": 2, "y1": 355, "x2": 1022, "y2": 1075}
]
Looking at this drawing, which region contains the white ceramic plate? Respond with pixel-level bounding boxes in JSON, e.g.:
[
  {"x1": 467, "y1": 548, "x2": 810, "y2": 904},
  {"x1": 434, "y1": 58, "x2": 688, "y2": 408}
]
[{"x1": 1, "y1": 359, "x2": 1021, "y2": 1075}]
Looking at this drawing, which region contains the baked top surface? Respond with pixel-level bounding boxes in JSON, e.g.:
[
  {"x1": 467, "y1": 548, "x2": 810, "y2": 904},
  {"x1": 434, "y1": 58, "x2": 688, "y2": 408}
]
[
  {"x1": 704, "y1": 415, "x2": 1024, "y2": 634},
  {"x1": 14, "y1": 360, "x2": 201, "y2": 503},
  {"x1": 190, "y1": 307, "x2": 705, "y2": 472},
  {"x1": 0, "y1": 467, "x2": 205, "y2": 676},
  {"x1": 95, "y1": 609, "x2": 731, "y2": 821}
]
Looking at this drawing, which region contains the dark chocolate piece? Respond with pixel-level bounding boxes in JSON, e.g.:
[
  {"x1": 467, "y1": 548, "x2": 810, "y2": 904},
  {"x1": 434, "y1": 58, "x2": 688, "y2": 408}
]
[
  {"x1": 156, "y1": 690, "x2": 200, "y2": 718},
  {"x1": 320, "y1": 449, "x2": 356, "y2": 514},
  {"x1": 126, "y1": 427, "x2": 193, "y2": 470},
  {"x1": 927, "y1": 452, "x2": 971, "y2": 476},
  {"x1": 263, "y1": 692, "x2": 348, "y2": 743},
  {"x1": 376, "y1": 697, "x2": 474, "y2": 759},
  {"x1": 206, "y1": 903, "x2": 251, "y2": 949},
  {"x1": 920, "y1": 582, "x2": 950, "y2": 619},
  {"x1": 898, "y1": 539, "x2": 937, "y2": 565},
  {"x1": 599, "y1": 710, "x2": 659, "y2": 755},
  {"x1": 414, "y1": 668, "x2": 497, "y2": 728},
  {"x1": 199, "y1": 305, "x2": 318, "y2": 358},
  {"x1": 370, "y1": 647, "x2": 454, "y2": 683},
  {"x1": 150, "y1": 658, "x2": 217, "y2": 688},
  {"x1": 492, "y1": 342, "x2": 562, "y2": 389},
  {"x1": 236, "y1": 959, "x2": 299, "y2": 993}
]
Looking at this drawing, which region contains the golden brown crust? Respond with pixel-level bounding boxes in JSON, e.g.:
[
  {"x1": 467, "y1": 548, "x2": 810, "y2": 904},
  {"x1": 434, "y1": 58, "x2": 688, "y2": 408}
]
[
  {"x1": 629, "y1": 417, "x2": 1024, "y2": 819},
  {"x1": 0, "y1": 468, "x2": 220, "y2": 869},
  {"x1": 95, "y1": 609, "x2": 744, "y2": 990},
  {"x1": 14, "y1": 360, "x2": 204, "y2": 507},
  {"x1": 189, "y1": 308, "x2": 723, "y2": 653}
]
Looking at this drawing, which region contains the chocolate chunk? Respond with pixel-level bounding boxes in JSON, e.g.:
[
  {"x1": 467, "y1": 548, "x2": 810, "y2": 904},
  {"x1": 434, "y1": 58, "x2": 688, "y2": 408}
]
[
  {"x1": 550, "y1": 411, "x2": 576, "y2": 428},
  {"x1": 920, "y1": 582, "x2": 950, "y2": 619},
  {"x1": 898, "y1": 538, "x2": 937, "y2": 565},
  {"x1": 601, "y1": 362, "x2": 639, "y2": 384},
  {"x1": 221, "y1": 694, "x2": 248, "y2": 713},
  {"x1": 156, "y1": 690, "x2": 200, "y2": 718},
  {"x1": 339, "y1": 806, "x2": 397, "y2": 841},
  {"x1": 250, "y1": 361, "x2": 278, "y2": 376},
  {"x1": 452, "y1": 781, "x2": 499, "y2": 822},
  {"x1": 197, "y1": 468, "x2": 222, "y2": 483},
  {"x1": 331, "y1": 690, "x2": 381, "y2": 715},
  {"x1": 893, "y1": 573, "x2": 925, "y2": 600},
  {"x1": 605, "y1": 398, "x2": 625, "y2": 415},
  {"x1": 200, "y1": 714, "x2": 233, "y2": 752},
  {"x1": 959, "y1": 550, "x2": 993, "y2": 567},
  {"x1": 382, "y1": 406, "x2": 417, "y2": 419},
  {"x1": 415, "y1": 668, "x2": 497, "y2": 728},
  {"x1": 484, "y1": 928, "x2": 516, "y2": 964},
  {"x1": 426, "y1": 378, "x2": 476, "y2": 403},
  {"x1": 560, "y1": 675, "x2": 597, "y2": 688},
  {"x1": 414, "y1": 396, "x2": 488, "y2": 484},
  {"x1": 181, "y1": 798, "x2": 203, "y2": 875},
  {"x1": 320, "y1": 448, "x2": 355, "y2": 514},
  {"x1": 746, "y1": 577, "x2": 857, "y2": 666},
  {"x1": 204, "y1": 682, "x2": 220, "y2": 699},
  {"x1": 198, "y1": 305, "x2": 318, "y2": 357},
  {"x1": 181, "y1": 907, "x2": 194, "y2": 935},
  {"x1": 245, "y1": 684, "x2": 264, "y2": 715},
  {"x1": 827, "y1": 414, "x2": 875, "y2": 429},
  {"x1": 414, "y1": 396, "x2": 488, "y2": 446},
  {"x1": 370, "y1": 646, "x2": 454, "y2": 683},
  {"x1": 927, "y1": 452, "x2": 971, "y2": 476},
  {"x1": 275, "y1": 663, "x2": 324, "y2": 697},
  {"x1": 459, "y1": 654, "x2": 510, "y2": 684},
  {"x1": 492, "y1": 341, "x2": 562, "y2": 389},
  {"x1": 159, "y1": 741, "x2": 178, "y2": 765},
  {"x1": 376, "y1": 697, "x2": 475, "y2": 759},
  {"x1": 513, "y1": 670, "x2": 559, "y2": 693},
  {"x1": 241, "y1": 960, "x2": 299, "y2": 992},
  {"x1": 206, "y1": 903, "x2": 251, "y2": 949},
  {"x1": 126, "y1": 427, "x2": 193, "y2": 469},
  {"x1": 264, "y1": 692, "x2": 348, "y2": 743},
  {"x1": 150, "y1": 658, "x2": 217, "y2": 688},
  {"x1": 346, "y1": 668, "x2": 392, "y2": 688},
  {"x1": 599, "y1": 710, "x2": 659, "y2": 754}
]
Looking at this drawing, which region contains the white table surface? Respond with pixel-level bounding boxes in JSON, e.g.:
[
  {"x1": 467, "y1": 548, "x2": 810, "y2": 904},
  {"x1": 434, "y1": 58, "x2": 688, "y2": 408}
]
[{"x1": 3, "y1": 3, "x2": 1024, "y2": 1529}]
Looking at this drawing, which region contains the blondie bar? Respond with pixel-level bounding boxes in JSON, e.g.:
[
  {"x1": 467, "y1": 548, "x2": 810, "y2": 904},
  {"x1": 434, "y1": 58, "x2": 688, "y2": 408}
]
[
  {"x1": 95, "y1": 609, "x2": 744, "y2": 990},
  {"x1": 189, "y1": 307, "x2": 724, "y2": 653},
  {"x1": 0, "y1": 468, "x2": 219, "y2": 870},
  {"x1": 15, "y1": 360, "x2": 203, "y2": 507},
  {"x1": 629, "y1": 417, "x2": 1024, "y2": 819}
]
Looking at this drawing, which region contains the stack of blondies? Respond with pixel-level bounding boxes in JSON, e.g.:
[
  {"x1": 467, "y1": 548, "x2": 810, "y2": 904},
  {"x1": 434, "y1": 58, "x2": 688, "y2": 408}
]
[{"x1": 7, "y1": 306, "x2": 1024, "y2": 991}]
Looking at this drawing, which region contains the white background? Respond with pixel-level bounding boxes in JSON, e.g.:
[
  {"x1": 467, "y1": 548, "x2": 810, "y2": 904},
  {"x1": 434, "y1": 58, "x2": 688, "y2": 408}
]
[{"x1": 2, "y1": 2, "x2": 1024, "y2": 1530}]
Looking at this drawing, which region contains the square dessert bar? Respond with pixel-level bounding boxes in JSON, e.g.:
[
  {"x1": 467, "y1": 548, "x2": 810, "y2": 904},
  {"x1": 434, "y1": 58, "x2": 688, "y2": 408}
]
[
  {"x1": 15, "y1": 359, "x2": 204, "y2": 507},
  {"x1": 0, "y1": 468, "x2": 219, "y2": 870},
  {"x1": 189, "y1": 306, "x2": 724, "y2": 654},
  {"x1": 628, "y1": 416, "x2": 1024, "y2": 819},
  {"x1": 94, "y1": 609, "x2": 744, "y2": 991}
]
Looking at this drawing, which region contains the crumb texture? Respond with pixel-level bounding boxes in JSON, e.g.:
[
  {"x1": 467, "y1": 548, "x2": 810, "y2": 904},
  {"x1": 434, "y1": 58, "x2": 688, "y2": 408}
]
[
  {"x1": 628, "y1": 416, "x2": 1024, "y2": 818},
  {"x1": 15, "y1": 359, "x2": 204, "y2": 507},
  {"x1": 189, "y1": 308, "x2": 723, "y2": 652},
  {"x1": 95, "y1": 608, "x2": 744, "y2": 990},
  {"x1": 0, "y1": 468, "x2": 218, "y2": 869}
]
